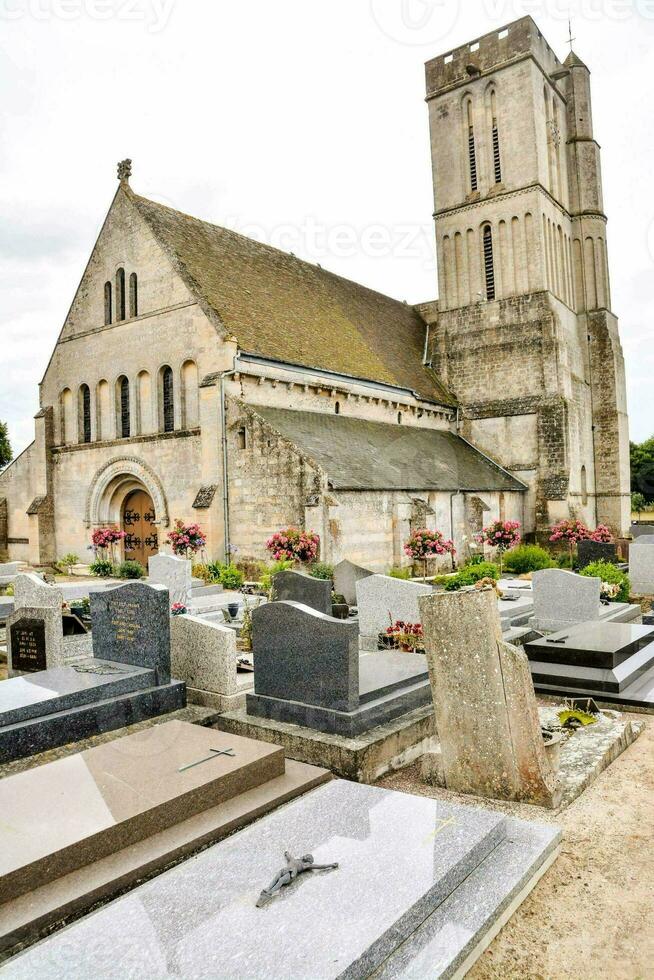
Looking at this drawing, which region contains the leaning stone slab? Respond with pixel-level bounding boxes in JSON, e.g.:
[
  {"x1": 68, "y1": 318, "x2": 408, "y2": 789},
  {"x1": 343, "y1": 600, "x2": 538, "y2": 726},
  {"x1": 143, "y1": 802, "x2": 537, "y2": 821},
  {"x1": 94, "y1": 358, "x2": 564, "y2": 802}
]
[
  {"x1": 271, "y1": 569, "x2": 331, "y2": 614},
  {"x1": 333, "y1": 559, "x2": 374, "y2": 606},
  {"x1": 625, "y1": 543, "x2": 654, "y2": 595},
  {"x1": 13, "y1": 573, "x2": 62, "y2": 612},
  {"x1": 148, "y1": 553, "x2": 192, "y2": 608},
  {"x1": 531, "y1": 568, "x2": 600, "y2": 631},
  {"x1": 356, "y1": 574, "x2": 432, "y2": 650},
  {"x1": 419, "y1": 588, "x2": 560, "y2": 807},
  {"x1": 6, "y1": 607, "x2": 64, "y2": 676},
  {"x1": 171, "y1": 613, "x2": 251, "y2": 710},
  {"x1": 90, "y1": 582, "x2": 171, "y2": 685}
]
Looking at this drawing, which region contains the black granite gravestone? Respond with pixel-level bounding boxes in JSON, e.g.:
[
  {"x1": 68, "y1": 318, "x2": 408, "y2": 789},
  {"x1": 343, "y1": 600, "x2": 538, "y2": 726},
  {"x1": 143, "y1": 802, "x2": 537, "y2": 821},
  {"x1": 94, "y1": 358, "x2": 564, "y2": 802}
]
[
  {"x1": 9, "y1": 618, "x2": 46, "y2": 673},
  {"x1": 577, "y1": 540, "x2": 618, "y2": 569},
  {"x1": 90, "y1": 582, "x2": 171, "y2": 684},
  {"x1": 271, "y1": 570, "x2": 331, "y2": 615}
]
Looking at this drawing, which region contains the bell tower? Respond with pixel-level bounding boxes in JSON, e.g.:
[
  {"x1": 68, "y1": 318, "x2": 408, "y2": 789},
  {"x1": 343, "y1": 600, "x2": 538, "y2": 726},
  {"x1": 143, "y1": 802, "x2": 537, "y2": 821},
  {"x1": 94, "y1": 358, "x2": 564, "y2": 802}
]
[{"x1": 420, "y1": 16, "x2": 630, "y2": 536}]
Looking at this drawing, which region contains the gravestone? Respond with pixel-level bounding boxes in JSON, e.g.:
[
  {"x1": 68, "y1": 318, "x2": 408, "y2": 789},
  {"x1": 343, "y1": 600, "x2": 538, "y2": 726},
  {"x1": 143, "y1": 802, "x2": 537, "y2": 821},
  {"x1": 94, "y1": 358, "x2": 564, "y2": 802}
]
[
  {"x1": 90, "y1": 582, "x2": 171, "y2": 684},
  {"x1": 148, "y1": 553, "x2": 192, "y2": 608},
  {"x1": 630, "y1": 542, "x2": 654, "y2": 595},
  {"x1": 171, "y1": 613, "x2": 249, "y2": 709},
  {"x1": 6, "y1": 606, "x2": 65, "y2": 674},
  {"x1": 252, "y1": 601, "x2": 358, "y2": 712},
  {"x1": 419, "y1": 588, "x2": 560, "y2": 807},
  {"x1": 14, "y1": 572, "x2": 62, "y2": 611},
  {"x1": 577, "y1": 540, "x2": 617, "y2": 569},
  {"x1": 634, "y1": 535, "x2": 654, "y2": 546},
  {"x1": 631, "y1": 524, "x2": 654, "y2": 539},
  {"x1": 531, "y1": 568, "x2": 600, "y2": 632},
  {"x1": 272, "y1": 570, "x2": 331, "y2": 615},
  {"x1": 333, "y1": 559, "x2": 374, "y2": 606},
  {"x1": 0, "y1": 562, "x2": 19, "y2": 587},
  {"x1": 356, "y1": 574, "x2": 432, "y2": 651}
]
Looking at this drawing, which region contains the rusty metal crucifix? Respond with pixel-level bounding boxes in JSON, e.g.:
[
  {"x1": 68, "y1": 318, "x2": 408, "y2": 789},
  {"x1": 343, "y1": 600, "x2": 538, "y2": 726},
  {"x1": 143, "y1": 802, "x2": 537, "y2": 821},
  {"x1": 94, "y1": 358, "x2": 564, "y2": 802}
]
[{"x1": 178, "y1": 748, "x2": 236, "y2": 773}]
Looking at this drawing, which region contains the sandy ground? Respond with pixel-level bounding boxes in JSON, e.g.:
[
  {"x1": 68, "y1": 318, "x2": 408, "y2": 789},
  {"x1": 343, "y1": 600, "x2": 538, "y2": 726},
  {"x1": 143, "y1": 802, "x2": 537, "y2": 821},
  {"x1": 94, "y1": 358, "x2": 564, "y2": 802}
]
[{"x1": 378, "y1": 713, "x2": 654, "y2": 980}]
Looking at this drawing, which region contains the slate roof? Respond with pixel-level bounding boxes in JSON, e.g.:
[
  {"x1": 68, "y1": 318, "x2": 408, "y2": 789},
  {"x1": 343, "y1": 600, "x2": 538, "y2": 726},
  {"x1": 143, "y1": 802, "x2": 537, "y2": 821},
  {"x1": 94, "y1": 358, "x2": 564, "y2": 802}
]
[
  {"x1": 252, "y1": 407, "x2": 526, "y2": 492},
  {"x1": 131, "y1": 192, "x2": 454, "y2": 406}
]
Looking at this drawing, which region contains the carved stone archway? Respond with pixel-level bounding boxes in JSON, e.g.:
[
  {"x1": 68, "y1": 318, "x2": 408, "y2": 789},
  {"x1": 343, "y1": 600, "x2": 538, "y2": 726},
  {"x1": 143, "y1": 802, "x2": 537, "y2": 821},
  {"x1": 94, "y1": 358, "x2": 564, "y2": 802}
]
[{"x1": 85, "y1": 456, "x2": 169, "y2": 530}]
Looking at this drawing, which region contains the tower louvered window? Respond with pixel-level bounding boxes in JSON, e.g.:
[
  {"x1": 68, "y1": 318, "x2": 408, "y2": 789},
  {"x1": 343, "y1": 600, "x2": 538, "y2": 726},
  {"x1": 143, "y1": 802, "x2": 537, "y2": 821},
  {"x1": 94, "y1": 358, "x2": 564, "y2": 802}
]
[
  {"x1": 483, "y1": 225, "x2": 495, "y2": 300},
  {"x1": 81, "y1": 384, "x2": 91, "y2": 443},
  {"x1": 492, "y1": 118, "x2": 502, "y2": 183},
  {"x1": 162, "y1": 366, "x2": 174, "y2": 433},
  {"x1": 120, "y1": 376, "x2": 130, "y2": 438},
  {"x1": 468, "y1": 126, "x2": 478, "y2": 192},
  {"x1": 116, "y1": 268, "x2": 126, "y2": 321}
]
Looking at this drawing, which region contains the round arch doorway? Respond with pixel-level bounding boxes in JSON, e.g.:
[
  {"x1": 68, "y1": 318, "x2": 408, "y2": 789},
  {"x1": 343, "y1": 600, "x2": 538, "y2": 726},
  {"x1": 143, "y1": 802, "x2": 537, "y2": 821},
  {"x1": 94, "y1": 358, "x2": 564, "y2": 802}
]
[{"x1": 122, "y1": 489, "x2": 159, "y2": 568}]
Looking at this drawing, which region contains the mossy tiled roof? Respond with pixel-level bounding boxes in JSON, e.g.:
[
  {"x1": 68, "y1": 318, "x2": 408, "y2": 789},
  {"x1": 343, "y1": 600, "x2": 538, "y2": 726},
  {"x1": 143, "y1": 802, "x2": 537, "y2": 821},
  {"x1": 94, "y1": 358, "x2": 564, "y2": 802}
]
[{"x1": 131, "y1": 193, "x2": 455, "y2": 406}]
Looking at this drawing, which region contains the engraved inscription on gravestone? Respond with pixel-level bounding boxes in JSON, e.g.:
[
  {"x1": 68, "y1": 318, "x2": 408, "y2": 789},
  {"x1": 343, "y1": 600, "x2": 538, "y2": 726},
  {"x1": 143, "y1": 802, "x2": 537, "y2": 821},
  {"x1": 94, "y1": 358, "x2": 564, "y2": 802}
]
[
  {"x1": 10, "y1": 618, "x2": 47, "y2": 673},
  {"x1": 90, "y1": 582, "x2": 171, "y2": 684}
]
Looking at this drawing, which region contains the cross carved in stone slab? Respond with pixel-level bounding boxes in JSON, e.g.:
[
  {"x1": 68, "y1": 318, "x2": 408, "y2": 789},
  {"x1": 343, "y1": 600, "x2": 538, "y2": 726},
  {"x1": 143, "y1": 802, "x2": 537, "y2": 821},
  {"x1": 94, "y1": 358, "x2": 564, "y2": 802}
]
[
  {"x1": 117, "y1": 158, "x2": 132, "y2": 182},
  {"x1": 178, "y1": 747, "x2": 235, "y2": 773}
]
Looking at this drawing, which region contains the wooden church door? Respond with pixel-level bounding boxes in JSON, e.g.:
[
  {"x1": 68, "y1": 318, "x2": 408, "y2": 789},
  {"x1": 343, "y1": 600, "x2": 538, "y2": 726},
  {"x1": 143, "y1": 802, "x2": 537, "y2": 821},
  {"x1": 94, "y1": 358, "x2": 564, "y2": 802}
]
[{"x1": 121, "y1": 490, "x2": 158, "y2": 568}]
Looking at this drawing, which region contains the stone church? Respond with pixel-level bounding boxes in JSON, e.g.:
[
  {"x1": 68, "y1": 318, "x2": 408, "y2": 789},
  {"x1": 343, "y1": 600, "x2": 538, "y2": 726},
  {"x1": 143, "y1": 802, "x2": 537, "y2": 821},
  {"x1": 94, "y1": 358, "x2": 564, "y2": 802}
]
[{"x1": 0, "y1": 16, "x2": 630, "y2": 572}]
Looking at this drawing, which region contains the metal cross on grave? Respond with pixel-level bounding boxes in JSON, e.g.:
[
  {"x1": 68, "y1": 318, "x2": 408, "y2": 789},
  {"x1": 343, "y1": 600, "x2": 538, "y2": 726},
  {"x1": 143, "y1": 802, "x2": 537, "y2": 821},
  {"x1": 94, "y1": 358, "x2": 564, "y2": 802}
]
[{"x1": 178, "y1": 748, "x2": 236, "y2": 773}]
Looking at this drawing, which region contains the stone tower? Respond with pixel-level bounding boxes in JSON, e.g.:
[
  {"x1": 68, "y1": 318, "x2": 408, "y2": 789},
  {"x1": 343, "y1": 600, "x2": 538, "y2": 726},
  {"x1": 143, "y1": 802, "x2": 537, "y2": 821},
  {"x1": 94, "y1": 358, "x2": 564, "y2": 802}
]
[{"x1": 419, "y1": 16, "x2": 630, "y2": 536}]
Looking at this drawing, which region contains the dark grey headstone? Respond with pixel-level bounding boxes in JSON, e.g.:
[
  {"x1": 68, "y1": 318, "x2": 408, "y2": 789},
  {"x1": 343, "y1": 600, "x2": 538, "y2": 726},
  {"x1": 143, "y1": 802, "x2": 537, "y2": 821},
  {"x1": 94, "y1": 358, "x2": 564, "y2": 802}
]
[
  {"x1": 90, "y1": 582, "x2": 171, "y2": 685},
  {"x1": 272, "y1": 570, "x2": 331, "y2": 615},
  {"x1": 9, "y1": 617, "x2": 46, "y2": 673},
  {"x1": 252, "y1": 601, "x2": 358, "y2": 711},
  {"x1": 577, "y1": 540, "x2": 617, "y2": 569}
]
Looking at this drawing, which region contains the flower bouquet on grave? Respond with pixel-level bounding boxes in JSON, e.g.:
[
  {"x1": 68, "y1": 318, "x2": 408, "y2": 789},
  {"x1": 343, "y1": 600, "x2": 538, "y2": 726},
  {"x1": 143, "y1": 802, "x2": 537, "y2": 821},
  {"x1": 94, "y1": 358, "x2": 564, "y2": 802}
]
[
  {"x1": 479, "y1": 520, "x2": 521, "y2": 575},
  {"x1": 384, "y1": 619, "x2": 425, "y2": 654},
  {"x1": 166, "y1": 520, "x2": 207, "y2": 558},
  {"x1": 403, "y1": 528, "x2": 456, "y2": 581},
  {"x1": 265, "y1": 527, "x2": 320, "y2": 564},
  {"x1": 171, "y1": 602, "x2": 187, "y2": 616},
  {"x1": 599, "y1": 581, "x2": 620, "y2": 603}
]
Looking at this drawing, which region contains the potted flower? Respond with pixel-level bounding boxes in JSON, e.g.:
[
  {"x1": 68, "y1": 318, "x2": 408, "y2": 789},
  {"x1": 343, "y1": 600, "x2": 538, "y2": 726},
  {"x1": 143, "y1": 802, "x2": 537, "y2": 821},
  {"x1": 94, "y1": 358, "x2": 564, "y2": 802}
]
[
  {"x1": 479, "y1": 520, "x2": 521, "y2": 575},
  {"x1": 404, "y1": 528, "x2": 456, "y2": 581},
  {"x1": 383, "y1": 619, "x2": 425, "y2": 654},
  {"x1": 265, "y1": 527, "x2": 320, "y2": 564},
  {"x1": 166, "y1": 520, "x2": 206, "y2": 558},
  {"x1": 171, "y1": 602, "x2": 187, "y2": 616}
]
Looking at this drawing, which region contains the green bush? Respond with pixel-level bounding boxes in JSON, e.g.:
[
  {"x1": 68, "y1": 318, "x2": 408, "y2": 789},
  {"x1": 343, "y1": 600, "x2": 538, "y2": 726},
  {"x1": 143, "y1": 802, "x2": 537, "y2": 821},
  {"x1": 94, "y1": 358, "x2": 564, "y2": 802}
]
[
  {"x1": 309, "y1": 562, "x2": 334, "y2": 581},
  {"x1": 388, "y1": 567, "x2": 412, "y2": 579},
  {"x1": 503, "y1": 545, "x2": 554, "y2": 574},
  {"x1": 260, "y1": 559, "x2": 294, "y2": 594},
  {"x1": 56, "y1": 553, "x2": 80, "y2": 573},
  {"x1": 580, "y1": 561, "x2": 630, "y2": 602},
  {"x1": 115, "y1": 560, "x2": 146, "y2": 580},
  {"x1": 219, "y1": 563, "x2": 245, "y2": 591},
  {"x1": 90, "y1": 558, "x2": 114, "y2": 578},
  {"x1": 467, "y1": 554, "x2": 486, "y2": 566},
  {"x1": 443, "y1": 562, "x2": 500, "y2": 591}
]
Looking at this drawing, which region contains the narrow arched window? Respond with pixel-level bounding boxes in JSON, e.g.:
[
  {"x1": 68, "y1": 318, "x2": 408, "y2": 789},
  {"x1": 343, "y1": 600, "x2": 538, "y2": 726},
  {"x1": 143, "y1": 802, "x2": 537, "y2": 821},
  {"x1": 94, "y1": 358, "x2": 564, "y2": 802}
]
[
  {"x1": 237, "y1": 427, "x2": 247, "y2": 450},
  {"x1": 466, "y1": 100, "x2": 478, "y2": 192},
  {"x1": 483, "y1": 225, "x2": 495, "y2": 300},
  {"x1": 116, "y1": 268, "x2": 126, "y2": 321},
  {"x1": 118, "y1": 376, "x2": 130, "y2": 438},
  {"x1": 79, "y1": 384, "x2": 91, "y2": 443},
  {"x1": 162, "y1": 366, "x2": 174, "y2": 432},
  {"x1": 104, "y1": 281, "x2": 112, "y2": 325},
  {"x1": 490, "y1": 90, "x2": 502, "y2": 184},
  {"x1": 581, "y1": 465, "x2": 588, "y2": 506},
  {"x1": 397, "y1": 412, "x2": 402, "y2": 424},
  {"x1": 334, "y1": 401, "x2": 340, "y2": 415},
  {"x1": 129, "y1": 273, "x2": 138, "y2": 318}
]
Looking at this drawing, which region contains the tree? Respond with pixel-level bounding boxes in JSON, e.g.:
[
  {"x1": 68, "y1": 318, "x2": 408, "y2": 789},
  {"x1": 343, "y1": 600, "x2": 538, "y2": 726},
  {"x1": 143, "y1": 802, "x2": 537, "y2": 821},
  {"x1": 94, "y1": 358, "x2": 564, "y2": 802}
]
[
  {"x1": 0, "y1": 422, "x2": 12, "y2": 470},
  {"x1": 630, "y1": 436, "x2": 654, "y2": 503},
  {"x1": 631, "y1": 492, "x2": 647, "y2": 519}
]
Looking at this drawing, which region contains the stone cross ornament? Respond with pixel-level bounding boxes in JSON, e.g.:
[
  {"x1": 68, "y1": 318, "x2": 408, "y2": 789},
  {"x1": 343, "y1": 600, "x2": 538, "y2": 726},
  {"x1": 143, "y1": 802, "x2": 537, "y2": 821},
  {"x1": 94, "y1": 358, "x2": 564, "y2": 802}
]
[
  {"x1": 117, "y1": 158, "x2": 132, "y2": 182},
  {"x1": 256, "y1": 851, "x2": 339, "y2": 907}
]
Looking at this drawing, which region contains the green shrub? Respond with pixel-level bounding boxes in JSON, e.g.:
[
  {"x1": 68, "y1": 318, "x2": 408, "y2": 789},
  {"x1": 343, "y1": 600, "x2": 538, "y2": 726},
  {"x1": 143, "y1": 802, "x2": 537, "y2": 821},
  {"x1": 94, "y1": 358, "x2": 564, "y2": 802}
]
[
  {"x1": 555, "y1": 553, "x2": 573, "y2": 569},
  {"x1": 503, "y1": 545, "x2": 554, "y2": 574},
  {"x1": 260, "y1": 559, "x2": 294, "y2": 595},
  {"x1": 467, "y1": 554, "x2": 486, "y2": 566},
  {"x1": 115, "y1": 560, "x2": 146, "y2": 580},
  {"x1": 56, "y1": 553, "x2": 80, "y2": 573},
  {"x1": 4, "y1": 583, "x2": 14, "y2": 596},
  {"x1": 388, "y1": 567, "x2": 412, "y2": 579},
  {"x1": 442, "y1": 562, "x2": 500, "y2": 592},
  {"x1": 309, "y1": 562, "x2": 334, "y2": 581},
  {"x1": 580, "y1": 561, "x2": 630, "y2": 602},
  {"x1": 90, "y1": 558, "x2": 114, "y2": 578},
  {"x1": 192, "y1": 562, "x2": 212, "y2": 583},
  {"x1": 219, "y1": 563, "x2": 245, "y2": 591}
]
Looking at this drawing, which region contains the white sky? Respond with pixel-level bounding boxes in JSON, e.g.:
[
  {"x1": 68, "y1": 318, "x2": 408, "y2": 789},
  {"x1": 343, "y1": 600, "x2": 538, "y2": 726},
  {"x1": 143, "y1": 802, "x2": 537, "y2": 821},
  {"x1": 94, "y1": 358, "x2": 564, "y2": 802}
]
[{"x1": 1, "y1": 0, "x2": 652, "y2": 456}]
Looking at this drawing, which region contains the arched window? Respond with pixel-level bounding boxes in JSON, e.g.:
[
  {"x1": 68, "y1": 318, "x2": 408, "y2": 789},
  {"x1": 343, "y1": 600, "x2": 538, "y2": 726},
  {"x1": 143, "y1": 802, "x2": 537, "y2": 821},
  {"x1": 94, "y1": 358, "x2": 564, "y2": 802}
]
[
  {"x1": 490, "y1": 90, "x2": 502, "y2": 184},
  {"x1": 237, "y1": 427, "x2": 247, "y2": 450},
  {"x1": 79, "y1": 384, "x2": 91, "y2": 443},
  {"x1": 334, "y1": 400, "x2": 340, "y2": 415},
  {"x1": 482, "y1": 225, "x2": 495, "y2": 300},
  {"x1": 104, "y1": 281, "x2": 112, "y2": 325},
  {"x1": 397, "y1": 412, "x2": 402, "y2": 424},
  {"x1": 161, "y1": 365, "x2": 174, "y2": 432},
  {"x1": 129, "y1": 273, "x2": 138, "y2": 318},
  {"x1": 136, "y1": 370, "x2": 152, "y2": 434},
  {"x1": 117, "y1": 376, "x2": 130, "y2": 438},
  {"x1": 181, "y1": 360, "x2": 199, "y2": 428},
  {"x1": 60, "y1": 387, "x2": 74, "y2": 445},
  {"x1": 96, "y1": 379, "x2": 110, "y2": 441},
  {"x1": 115, "y1": 268, "x2": 126, "y2": 322},
  {"x1": 581, "y1": 465, "x2": 588, "y2": 506},
  {"x1": 466, "y1": 100, "x2": 478, "y2": 192}
]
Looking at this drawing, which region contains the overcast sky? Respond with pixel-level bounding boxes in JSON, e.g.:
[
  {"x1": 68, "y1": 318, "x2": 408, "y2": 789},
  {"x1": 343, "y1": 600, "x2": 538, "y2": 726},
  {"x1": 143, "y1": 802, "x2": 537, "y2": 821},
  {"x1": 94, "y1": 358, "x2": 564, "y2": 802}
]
[{"x1": 1, "y1": 0, "x2": 652, "y2": 456}]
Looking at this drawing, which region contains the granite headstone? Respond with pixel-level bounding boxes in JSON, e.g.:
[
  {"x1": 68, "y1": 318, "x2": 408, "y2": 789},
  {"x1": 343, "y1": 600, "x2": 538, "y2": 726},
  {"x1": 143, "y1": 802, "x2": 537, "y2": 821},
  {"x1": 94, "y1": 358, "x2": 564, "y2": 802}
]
[
  {"x1": 6, "y1": 606, "x2": 65, "y2": 675},
  {"x1": 531, "y1": 568, "x2": 600, "y2": 632},
  {"x1": 356, "y1": 574, "x2": 432, "y2": 651},
  {"x1": 90, "y1": 582, "x2": 171, "y2": 684},
  {"x1": 171, "y1": 613, "x2": 246, "y2": 708},
  {"x1": 252, "y1": 601, "x2": 358, "y2": 711},
  {"x1": 0, "y1": 562, "x2": 19, "y2": 587},
  {"x1": 148, "y1": 553, "x2": 192, "y2": 608},
  {"x1": 577, "y1": 540, "x2": 617, "y2": 569},
  {"x1": 630, "y1": 542, "x2": 654, "y2": 595},
  {"x1": 272, "y1": 570, "x2": 331, "y2": 615},
  {"x1": 333, "y1": 559, "x2": 374, "y2": 606},
  {"x1": 13, "y1": 572, "x2": 62, "y2": 611},
  {"x1": 419, "y1": 588, "x2": 560, "y2": 807}
]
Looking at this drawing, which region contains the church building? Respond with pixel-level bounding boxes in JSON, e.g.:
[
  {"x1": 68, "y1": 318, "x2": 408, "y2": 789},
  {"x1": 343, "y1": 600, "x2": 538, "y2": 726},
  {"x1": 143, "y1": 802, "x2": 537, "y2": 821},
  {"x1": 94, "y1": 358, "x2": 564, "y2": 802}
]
[{"x1": 0, "y1": 17, "x2": 630, "y2": 572}]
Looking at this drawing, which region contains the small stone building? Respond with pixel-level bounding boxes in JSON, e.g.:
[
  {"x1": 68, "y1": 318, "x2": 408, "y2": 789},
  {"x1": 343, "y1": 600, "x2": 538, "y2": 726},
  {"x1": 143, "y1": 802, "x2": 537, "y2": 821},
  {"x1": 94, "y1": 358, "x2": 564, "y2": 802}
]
[{"x1": 0, "y1": 17, "x2": 629, "y2": 571}]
